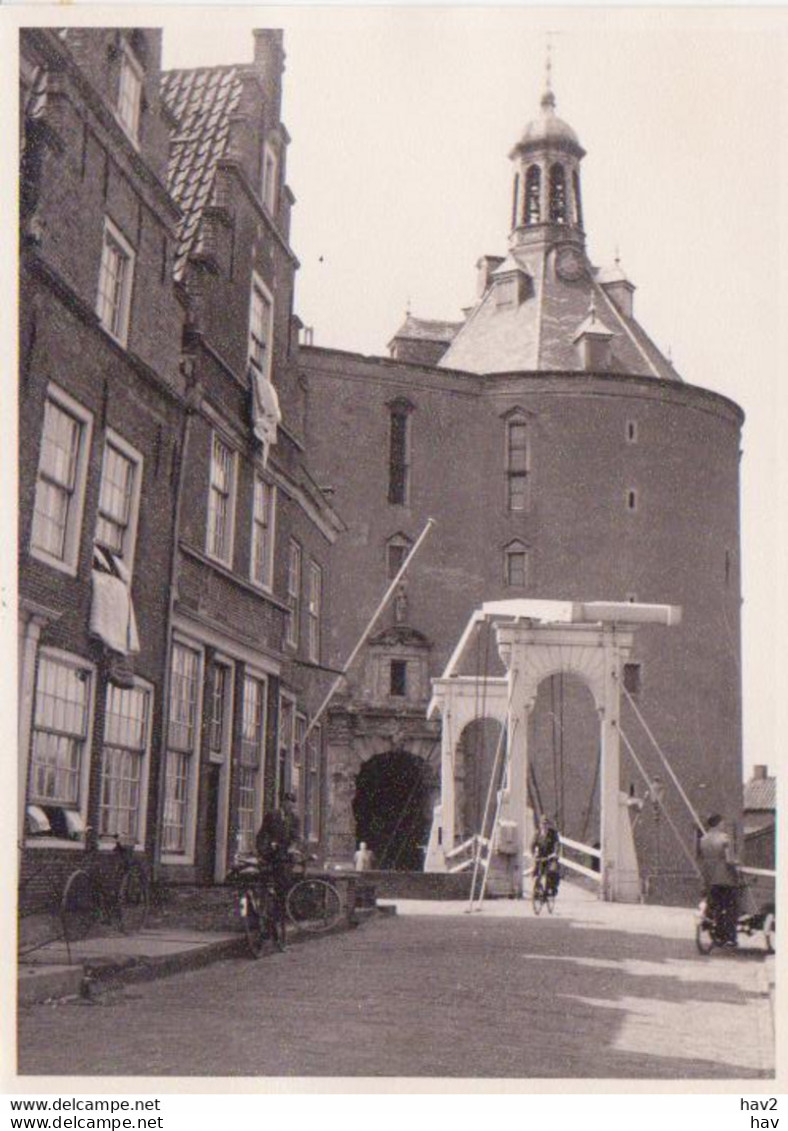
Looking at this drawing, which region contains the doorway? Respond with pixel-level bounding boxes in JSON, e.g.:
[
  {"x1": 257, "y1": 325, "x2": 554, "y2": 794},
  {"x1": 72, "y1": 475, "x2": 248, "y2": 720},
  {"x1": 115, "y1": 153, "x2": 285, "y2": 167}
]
[{"x1": 353, "y1": 750, "x2": 430, "y2": 870}]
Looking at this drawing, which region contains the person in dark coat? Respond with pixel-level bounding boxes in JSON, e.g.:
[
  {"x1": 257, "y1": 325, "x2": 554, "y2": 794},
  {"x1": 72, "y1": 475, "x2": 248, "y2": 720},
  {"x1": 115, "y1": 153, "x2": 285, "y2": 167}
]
[
  {"x1": 256, "y1": 792, "x2": 301, "y2": 947},
  {"x1": 531, "y1": 814, "x2": 561, "y2": 895}
]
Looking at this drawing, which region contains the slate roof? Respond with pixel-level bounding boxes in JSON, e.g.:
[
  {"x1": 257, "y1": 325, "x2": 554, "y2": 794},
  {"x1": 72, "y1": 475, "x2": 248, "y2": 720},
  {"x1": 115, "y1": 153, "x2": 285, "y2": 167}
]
[
  {"x1": 438, "y1": 244, "x2": 682, "y2": 381},
  {"x1": 390, "y1": 315, "x2": 464, "y2": 345},
  {"x1": 743, "y1": 774, "x2": 776, "y2": 812},
  {"x1": 161, "y1": 65, "x2": 243, "y2": 280}
]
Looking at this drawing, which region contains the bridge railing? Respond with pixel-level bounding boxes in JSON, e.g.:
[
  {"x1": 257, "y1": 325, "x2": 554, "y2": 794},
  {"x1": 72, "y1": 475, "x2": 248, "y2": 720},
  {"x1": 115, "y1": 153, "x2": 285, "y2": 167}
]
[{"x1": 557, "y1": 835, "x2": 602, "y2": 883}]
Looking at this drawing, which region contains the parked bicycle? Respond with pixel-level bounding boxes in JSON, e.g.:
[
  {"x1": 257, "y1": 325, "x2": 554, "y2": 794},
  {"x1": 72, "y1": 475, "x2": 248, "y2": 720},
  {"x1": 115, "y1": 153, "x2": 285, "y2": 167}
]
[
  {"x1": 531, "y1": 855, "x2": 559, "y2": 916},
  {"x1": 696, "y1": 883, "x2": 775, "y2": 955},
  {"x1": 60, "y1": 834, "x2": 150, "y2": 943},
  {"x1": 229, "y1": 852, "x2": 342, "y2": 959}
]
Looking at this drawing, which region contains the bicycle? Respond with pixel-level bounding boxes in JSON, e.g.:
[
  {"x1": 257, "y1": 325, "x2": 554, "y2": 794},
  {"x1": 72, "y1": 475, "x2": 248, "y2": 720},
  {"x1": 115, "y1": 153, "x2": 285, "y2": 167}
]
[
  {"x1": 60, "y1": 834, "x2": 150, "y2": 944},
  {"x1": 531, "y1": 855, "x2": 559, "y2": 916},
  {"x1": 696, "y1": 885, "x2": 775, "y2": 955},
  {"x1": 229, "y1": 853, "x2": 342, "y2": 959}
]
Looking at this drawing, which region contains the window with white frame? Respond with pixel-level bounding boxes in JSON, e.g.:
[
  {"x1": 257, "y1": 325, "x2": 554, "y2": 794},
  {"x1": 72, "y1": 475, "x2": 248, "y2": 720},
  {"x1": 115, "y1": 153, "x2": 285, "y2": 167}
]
[
  {"x1": 116, "y1": 41, "x2": 143, "y2": 143},
  {"x1": 262, "y1": 142, "x2": 279, "y2": 214},
  {"x1": 277, "y1": 695, "x2": 295, "y2": 807},
  {"x1": 504, "y1": 542, "x2": 529, "y2": 588},
  {"x1": 293, "y1": 712, "x2": 306, "y2": 800},
  {"x1": 251, "y1": 476, "x2": 275, "y2": 589},
  {"x1": 506, "y1": 417, "x2": 529, "y2": 511},
  {"x1": 99, "y1": 681, "x2": 151, "y2": 842},
  {"x1": 248, "y1": 277, "x2": 273, "y2": 381},
  {"x1": 95, "y1": 431, "x2": 142, "y2": 568},
  {"x1": 206, "y1": 433, "x2": 236, "y2": 565},
  {"x1": 239, "y1": 674, "x2": 267, "y2": 853},
  {"x1": 305, "y1": 723, "x2": 321, "y2": 841},
  {"x1": 285, "y1": 539, "x2": 302, "y2": 648},
  {"x1": 208, "y1": 661, "x2": 231, "y2": 761},
  {"x1": 307, "y1": 561, "x2": 323, "y2": 663},
  {"x1": 29, "y1": 654, "x2": 93, "y2": 816},
  {"x1": 30, "y1": 388, "x2": 93, "y2": 573},
  {"x1": 96, "y1": 218, "x2": 135, "y2": 346},
  {"x1": 163, "y1": 642, "x2": 201, "y2": 854}
]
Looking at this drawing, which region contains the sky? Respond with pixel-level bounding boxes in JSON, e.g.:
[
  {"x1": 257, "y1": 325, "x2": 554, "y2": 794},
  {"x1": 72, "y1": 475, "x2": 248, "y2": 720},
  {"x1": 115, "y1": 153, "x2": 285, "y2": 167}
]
[
  {"x1": 3, "y1": 5, "x2": 783, "y2": 782},
  {"x1": 162, "y1": 6, "x2": 787, "y2": 781}
]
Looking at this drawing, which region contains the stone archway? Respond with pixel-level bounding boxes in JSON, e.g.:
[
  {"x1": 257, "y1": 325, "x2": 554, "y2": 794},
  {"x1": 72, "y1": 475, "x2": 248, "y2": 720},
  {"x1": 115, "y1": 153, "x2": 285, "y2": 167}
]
[{"x1": 352, "y1": 749, "x2": 431, "y2": 871}]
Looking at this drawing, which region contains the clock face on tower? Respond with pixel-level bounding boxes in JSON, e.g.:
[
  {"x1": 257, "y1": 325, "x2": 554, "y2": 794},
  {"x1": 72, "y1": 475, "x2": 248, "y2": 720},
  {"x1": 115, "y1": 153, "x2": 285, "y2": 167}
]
[{"x1": 555, "y1": 245, "x2": 586, "y2": 282}]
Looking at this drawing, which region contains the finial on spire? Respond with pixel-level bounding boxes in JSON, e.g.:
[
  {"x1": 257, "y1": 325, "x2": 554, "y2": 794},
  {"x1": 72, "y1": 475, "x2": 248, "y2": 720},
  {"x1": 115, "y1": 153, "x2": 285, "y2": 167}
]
[
  {"x1": 406, "y1": 296, "x2": 412, "y2": 317},
  {"x1": 542, "y1": 31, "x2": 560, "y2": 110}
]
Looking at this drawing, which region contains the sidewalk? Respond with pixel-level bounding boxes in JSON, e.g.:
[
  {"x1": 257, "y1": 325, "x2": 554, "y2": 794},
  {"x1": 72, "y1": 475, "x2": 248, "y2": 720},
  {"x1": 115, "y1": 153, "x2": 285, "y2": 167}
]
[{"x1": 18, "y1": 928, "x2": 245, "y2": 1004}]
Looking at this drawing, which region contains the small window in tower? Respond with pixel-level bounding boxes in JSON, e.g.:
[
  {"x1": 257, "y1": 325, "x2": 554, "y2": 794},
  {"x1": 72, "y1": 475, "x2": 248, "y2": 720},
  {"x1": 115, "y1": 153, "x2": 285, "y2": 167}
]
[
  {"x1": 626, "y1": 420, "x2": 638, "y2": 444},
  {"x1": 573, "y1": 170, "x2": 583, "y2": 229},
  {"x1": 623, "y1": 663, "x2": 642, "y2": 696},
  {"x1": 504, "y1": 542, "x2": 528, "y2": 587},
  {"x1": 525, "y1": 165, "x2": 541, "y2": 225},
  {"x1": 390, "y1": 660, "x2": 407, "y2": 698},
  {"x1": 388, "y1": 401, "x2": 413, "y2": 505},
  {"x1": 511, "y1": 173, "x2": 520, "y2": 230},
  {"x1": 549, "y1": 164, "x2": 567, "y2": 224},
  {"x1": 725, "y1": 550, "x2": 732, "y2": 586},
  {"x1": 627, "y1": 488, "x2": 638, "y2": 512}
]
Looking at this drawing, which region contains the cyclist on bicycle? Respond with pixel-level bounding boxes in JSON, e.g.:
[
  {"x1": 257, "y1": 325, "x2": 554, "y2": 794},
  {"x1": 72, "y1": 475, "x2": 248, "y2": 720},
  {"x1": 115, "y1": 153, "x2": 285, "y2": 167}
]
[
  {"x1": 531, "y1": 814, "x2": 561, "y2": 897},
  {"x1": 255, "y1": 791, "x2": 302, "y2": 949}
]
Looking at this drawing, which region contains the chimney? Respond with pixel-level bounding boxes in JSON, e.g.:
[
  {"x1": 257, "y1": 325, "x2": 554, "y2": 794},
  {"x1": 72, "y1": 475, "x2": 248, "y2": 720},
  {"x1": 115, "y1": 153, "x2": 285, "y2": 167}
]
[
  {"x1": 752, "y1": 765, "x2": 768, "y2": 780},
  {"x1": 252, "y1": 29, "x2": 285, "y2": 121},
  {"x1": 476, "y1": 255, "x2": 505, "y2": 299}
]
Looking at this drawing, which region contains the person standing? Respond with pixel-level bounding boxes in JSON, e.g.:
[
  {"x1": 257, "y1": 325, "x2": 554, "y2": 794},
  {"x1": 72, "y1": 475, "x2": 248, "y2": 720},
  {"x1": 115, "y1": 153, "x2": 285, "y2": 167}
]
[
  {"x1": 697, "y1": 813, "x2": 740, "y2": 945},
  {"x1": 256, "y1": 791, "x2": 301, "y2": 949}
]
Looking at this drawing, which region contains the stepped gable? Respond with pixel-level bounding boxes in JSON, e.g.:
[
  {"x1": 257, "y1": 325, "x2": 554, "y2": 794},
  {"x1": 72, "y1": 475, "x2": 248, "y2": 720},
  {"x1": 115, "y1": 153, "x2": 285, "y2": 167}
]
[{"x1": 161, "y1": 65, "x2": 243, "y2": 280}]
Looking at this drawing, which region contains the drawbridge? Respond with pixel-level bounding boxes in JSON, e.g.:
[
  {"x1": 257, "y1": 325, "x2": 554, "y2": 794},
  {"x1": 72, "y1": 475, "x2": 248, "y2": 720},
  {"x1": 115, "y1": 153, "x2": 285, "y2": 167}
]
[{"x1": 424, "y1": 598, "x2": 704, "y2": 903}]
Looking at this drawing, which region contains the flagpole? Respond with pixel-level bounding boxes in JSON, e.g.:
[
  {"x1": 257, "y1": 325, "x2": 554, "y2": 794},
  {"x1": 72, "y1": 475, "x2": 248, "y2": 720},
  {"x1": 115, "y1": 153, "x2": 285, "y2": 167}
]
[{"x1": 303, "y1": 517, "x2": 436, "y2": 743}]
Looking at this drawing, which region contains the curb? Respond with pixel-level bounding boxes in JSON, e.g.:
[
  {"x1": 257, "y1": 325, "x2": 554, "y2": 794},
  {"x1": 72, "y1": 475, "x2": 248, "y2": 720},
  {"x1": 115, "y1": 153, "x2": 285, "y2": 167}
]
[{"x1": 20, "y1": 907, "x2": 387, "y2": 1004}]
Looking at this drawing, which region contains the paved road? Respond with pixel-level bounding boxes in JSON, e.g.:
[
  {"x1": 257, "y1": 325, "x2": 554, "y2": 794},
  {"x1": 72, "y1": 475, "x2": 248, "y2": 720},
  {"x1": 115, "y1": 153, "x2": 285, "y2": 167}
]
[{"x1": 18, "y1": 891, "x2": 774, "y2": 1079}]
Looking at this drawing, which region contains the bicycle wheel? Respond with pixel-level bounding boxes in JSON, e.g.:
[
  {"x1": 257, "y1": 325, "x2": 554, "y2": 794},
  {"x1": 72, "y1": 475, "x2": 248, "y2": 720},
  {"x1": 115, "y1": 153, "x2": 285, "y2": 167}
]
[
  {"x1": 286, "y1": 879, "x2": 342, "y2": 933},
  {"x1": 239, "y1": 887, "x2": 266, "y2": 958},
  {"x1": 545, "y1": 886, "x2": 556, "y2": 915},
  {"x1": 531, "y1": 878, "x2": 544, "y2": 916},
  {"x1": 61, "y1": 869, "x2": 95, "y2": 942},
  {"x1": 696, "y1": 918, "x2": 715, "y2": 955},
  {"x1": 118, "y1": 866, "x2": 149, "y2": 934},
  {"x1": 763, "y1": 911, "x2": 775, "y2": 955}
]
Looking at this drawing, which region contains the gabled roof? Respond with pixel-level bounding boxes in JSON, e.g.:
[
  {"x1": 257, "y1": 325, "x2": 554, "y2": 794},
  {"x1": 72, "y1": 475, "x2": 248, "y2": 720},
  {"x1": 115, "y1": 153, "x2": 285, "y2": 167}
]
[
  {"x1": 161, "y1": 65, "x2": 243, "y2": 280},
  {"x1": 438, "y1": 244, "x2": 682, "y2": 382},
  {"x1": 743, "y1": 775, "x2": 776, "y2": 812}
]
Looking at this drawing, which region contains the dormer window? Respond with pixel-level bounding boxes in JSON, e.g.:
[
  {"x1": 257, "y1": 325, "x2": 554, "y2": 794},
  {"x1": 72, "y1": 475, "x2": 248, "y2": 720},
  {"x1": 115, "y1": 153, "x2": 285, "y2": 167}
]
[
  {"x1": 525, "y1": 165, "x2": 541, "y2": 224},
  {"x1": 549, "y1": 163, "x2": 567, "y2": 224},
  {"x1": 117, "y1": 41, "x2": 143, "y2": 143},
  {"x1": 262, "y1": 142, "x2": 278, "y2": 214}
]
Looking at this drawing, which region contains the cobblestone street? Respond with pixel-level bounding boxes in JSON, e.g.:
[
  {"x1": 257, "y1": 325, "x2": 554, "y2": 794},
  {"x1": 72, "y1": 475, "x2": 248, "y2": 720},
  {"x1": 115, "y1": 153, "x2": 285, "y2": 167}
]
[{"x1": 17, "y1": 893, "x2": 774, "y2": 1080}]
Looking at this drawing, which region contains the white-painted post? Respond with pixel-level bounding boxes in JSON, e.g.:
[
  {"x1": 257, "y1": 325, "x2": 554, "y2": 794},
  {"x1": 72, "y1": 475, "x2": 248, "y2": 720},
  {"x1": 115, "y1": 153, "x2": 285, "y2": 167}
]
[
  {"x1": 499, "y1": 654, "x2": 528, "y2": 897},
  {"x1": 440, "y1": 702, "x2": 455, "y2": 854},
  {"x1": 600, "y1": 628, "x2": 622, "y2": 900}
]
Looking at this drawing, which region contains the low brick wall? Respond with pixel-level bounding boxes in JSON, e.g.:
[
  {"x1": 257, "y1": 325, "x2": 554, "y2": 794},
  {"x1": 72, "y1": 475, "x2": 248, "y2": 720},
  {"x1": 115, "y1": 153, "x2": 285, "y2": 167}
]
[{"x1": 358, "y1": 870, "x2": 473, "y2": 901}]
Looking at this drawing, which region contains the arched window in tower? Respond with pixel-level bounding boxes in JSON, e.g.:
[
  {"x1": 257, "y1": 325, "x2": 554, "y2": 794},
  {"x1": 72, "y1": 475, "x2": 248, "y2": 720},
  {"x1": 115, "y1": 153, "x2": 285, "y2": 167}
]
[
  {"x1": 525, "y1": 165, "x2": 541, "y2": 225},
  {"x1": 549, "y1": 163, "x2": 567, "y2": 224},
  {"x1": 511, "y1": 173, "x2": 520, "y2": 230},
  {"x1": 573, "y1": 170, "x2": 584, "y2": 229}
]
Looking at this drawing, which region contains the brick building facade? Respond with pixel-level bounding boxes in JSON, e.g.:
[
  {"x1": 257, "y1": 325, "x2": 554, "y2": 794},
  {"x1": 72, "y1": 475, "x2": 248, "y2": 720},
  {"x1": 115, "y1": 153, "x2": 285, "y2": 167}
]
[
  {"x1": 297, "y1": 84, "x2": 744, "y2": 892},
  {"x1": 18, "y1": 27, "x2": 340, "y2": 909}
]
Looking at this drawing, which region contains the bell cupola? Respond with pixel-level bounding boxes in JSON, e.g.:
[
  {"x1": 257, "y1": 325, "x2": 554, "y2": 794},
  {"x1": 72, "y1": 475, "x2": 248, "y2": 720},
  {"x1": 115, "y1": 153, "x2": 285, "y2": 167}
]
[{"x1": 509, "y1": 74, "x2": 586, "y2": 252}]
